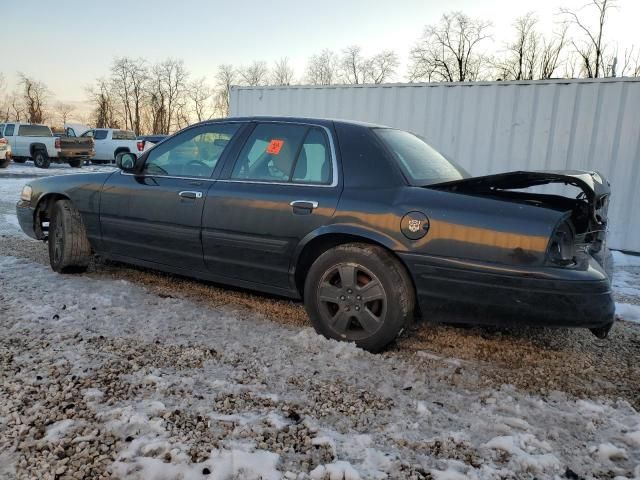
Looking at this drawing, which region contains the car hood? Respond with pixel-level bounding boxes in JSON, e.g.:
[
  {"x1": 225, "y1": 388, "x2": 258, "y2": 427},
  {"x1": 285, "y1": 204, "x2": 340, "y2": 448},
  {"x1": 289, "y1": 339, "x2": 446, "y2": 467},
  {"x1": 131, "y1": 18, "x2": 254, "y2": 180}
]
[{"x1": 429, "y1": 170, "x2": 610, "y2": 219}]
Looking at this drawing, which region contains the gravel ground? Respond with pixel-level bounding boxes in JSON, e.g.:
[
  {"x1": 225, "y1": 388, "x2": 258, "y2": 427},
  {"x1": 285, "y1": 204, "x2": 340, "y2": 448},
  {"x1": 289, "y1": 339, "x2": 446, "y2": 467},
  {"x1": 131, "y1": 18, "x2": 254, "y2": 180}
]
[
  {"x1": 1, "y1": 166, "x2": 639, "y2": 479},
  {"x1": 2, "y1": 234, "x2": 639, "y2": 412}
]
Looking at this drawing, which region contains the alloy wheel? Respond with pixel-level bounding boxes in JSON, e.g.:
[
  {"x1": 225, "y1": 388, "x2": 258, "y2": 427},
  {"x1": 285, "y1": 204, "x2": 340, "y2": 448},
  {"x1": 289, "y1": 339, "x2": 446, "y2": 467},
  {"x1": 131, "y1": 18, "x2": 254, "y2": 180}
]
[{"x1": 316, "y1": 262, "x2": 387, "y2": 341}]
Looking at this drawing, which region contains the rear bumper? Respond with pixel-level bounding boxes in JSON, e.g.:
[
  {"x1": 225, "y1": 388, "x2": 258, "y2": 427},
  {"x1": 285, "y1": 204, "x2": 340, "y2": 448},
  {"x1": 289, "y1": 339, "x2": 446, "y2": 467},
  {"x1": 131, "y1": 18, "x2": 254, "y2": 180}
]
[
  {"x1": 16, "y1": 201, "x2": 38, "y2": 240},
  {"x1": 59, "y1": 149, "x2": 95, "y2": 159},
  {"x1": 398, "y1": 252, "x2": 615, "y2": 328}
]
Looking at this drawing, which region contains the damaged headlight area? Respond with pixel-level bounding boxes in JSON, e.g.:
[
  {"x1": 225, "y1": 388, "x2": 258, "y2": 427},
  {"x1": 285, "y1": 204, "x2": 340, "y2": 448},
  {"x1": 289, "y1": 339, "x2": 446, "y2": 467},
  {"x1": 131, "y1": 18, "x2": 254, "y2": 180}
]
[
  {"x1": 20, "y1": 185, "x2": 32, "y2": 203},
  {"x1": 548, "y1": 220, "x2": 576, "y2": 266}
]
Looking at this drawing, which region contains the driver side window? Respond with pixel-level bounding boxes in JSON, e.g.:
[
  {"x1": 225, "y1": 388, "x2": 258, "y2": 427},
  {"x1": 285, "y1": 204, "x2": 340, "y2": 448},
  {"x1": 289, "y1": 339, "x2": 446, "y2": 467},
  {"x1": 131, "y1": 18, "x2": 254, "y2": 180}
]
[{"x1": 143, "y1": 123, "x2": 239, "y2": 178}]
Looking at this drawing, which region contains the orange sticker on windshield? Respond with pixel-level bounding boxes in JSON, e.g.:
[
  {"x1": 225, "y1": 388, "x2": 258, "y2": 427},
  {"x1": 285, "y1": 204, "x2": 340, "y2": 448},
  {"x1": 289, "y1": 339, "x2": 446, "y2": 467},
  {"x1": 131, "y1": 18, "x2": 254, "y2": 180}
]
[{"x1": 266, "y1": 139, "x2": 284, "y2": 155}]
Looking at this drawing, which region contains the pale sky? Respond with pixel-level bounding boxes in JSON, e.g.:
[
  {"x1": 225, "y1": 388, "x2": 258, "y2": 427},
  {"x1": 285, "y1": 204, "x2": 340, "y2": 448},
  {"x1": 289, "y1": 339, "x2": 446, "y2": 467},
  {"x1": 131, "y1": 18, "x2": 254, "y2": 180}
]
[{"x1": 4, "y1": 0, "x2": 639, "y2": 105}]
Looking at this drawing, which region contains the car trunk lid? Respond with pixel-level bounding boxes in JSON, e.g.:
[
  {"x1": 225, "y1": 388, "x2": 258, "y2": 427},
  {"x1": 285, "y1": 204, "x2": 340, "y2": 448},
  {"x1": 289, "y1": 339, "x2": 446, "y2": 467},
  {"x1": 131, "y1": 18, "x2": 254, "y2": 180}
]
[{"x1": 428, "y1": 170, "x2": 610, "y2": 224}]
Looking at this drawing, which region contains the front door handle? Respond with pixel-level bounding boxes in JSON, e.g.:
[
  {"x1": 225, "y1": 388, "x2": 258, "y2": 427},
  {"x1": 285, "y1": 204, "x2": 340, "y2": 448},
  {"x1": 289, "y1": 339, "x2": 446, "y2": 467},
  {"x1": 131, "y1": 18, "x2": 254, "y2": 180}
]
[
  {"x1": 290, "y1": 200, "x2": 318, "y2": 211},
  {"x1": 179, "y1": 191, "x2": 203, "y2": 199}
]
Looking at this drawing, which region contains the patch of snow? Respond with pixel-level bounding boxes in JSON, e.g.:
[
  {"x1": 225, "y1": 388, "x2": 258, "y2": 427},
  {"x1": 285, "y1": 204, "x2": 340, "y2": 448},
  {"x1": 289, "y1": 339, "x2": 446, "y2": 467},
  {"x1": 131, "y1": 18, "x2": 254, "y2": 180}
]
[
  {"x1": 484, "y1": 434, "x2": 561, "y2": 473},
  {"x1": 82, "y1": 388, "x2": 104, "y2": 402},
  {"x1": 310, "y1": 461, "x2": 360, "y2": 480},
  {"x1": 616, "y1": 303, "x2": 640, "y2": 324},
  {"x1": 44, "y1": 419, "x2": 78, "y2": 442},
  {"x1": 590, "y1": 442, "x2": 628, "y2": 462},
  {"x1": 113, "y1": 445, "x2": 281, "y2": 480},
  {"x1": 612, "y1": 250, "x2": 640, "y2": 267}
]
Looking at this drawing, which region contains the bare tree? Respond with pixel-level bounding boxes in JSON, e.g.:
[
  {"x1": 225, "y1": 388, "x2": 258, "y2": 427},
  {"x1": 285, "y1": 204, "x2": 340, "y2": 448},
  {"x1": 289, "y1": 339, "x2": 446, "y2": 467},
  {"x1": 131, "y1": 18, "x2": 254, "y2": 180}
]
[
  {"x1": 239, "y1": 61, "x2": 269, "y2": 86},
  {"x1": 110, "y1": 57, "x2": 149, "y2": 135},
  {"x1": 340, "y1": 45, "x2": 369, "y2": 84},
  {"x1": 621, "y1": 47, "x2": 640, "y2": 77},
  {"x1": 19, "y1": 73, "x2": 48, "y2": 123},
  {"x1": 188, "y1": 77, "x2": 213, "y2": 122},
  {"x1": 54, "y1": 102, "x2": 75, "y2": 125},
  {"x1": 9, "y1": 93, "x2": 25, "y2": 122},
  {"x1": 560, "y1": 0, "x2": 617, "y2": 78},
  {"x1": 494, "y1": 13, "x2": 539, "y2": 80},
  {"x1": 87, "y1": 79, "x2": 118, "y2": 128},
  {"x1": 306, "y1": 49, "x2": 338, "y2": 85},
  {"x1": 369, "y1": 51, "x2": 399, "y2": 83},
  {"x1": 148, "y1": 58, "x2": 189, "y2": 134},
  {"x1": 214, "y1": 64, "x2": 237, "y2": 117},
  {"x1": 539, "y1": 26, "x2": 568, "y2": 79},
  {"x1": 270, "y1": 57, "x2": 295, "y2": 86},
  {"x1": 340, "y1": 46, "x2": 399, "y2": 84},
  {"x1": 409, "y1": 12, "x2": 492, "y2": 82}
]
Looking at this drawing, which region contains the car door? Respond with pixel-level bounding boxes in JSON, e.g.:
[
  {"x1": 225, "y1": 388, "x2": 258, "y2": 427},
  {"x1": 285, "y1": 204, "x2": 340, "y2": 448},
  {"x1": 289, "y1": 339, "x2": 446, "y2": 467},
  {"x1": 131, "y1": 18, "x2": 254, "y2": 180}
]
[
  {"x1": 99, "y1": 122, "x2": 244, "y2": 270},
  {"x1": 93, "y1": 129, "x2": 110, "y2": 160},
  {"x1": 202, "y1": 121, "x2": 342, "y2": 290}
]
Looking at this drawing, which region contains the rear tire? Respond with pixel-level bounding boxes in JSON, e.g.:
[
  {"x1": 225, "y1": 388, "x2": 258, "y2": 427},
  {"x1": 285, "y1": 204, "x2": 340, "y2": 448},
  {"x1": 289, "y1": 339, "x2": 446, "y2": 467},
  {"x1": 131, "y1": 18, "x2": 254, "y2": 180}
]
[
  {"x1": 33, "y1": 150, "x2": 50, "y2": 169},
  {"x1": 303, "y1": 243, "x2": 415, "y2": 352},
  {"x1": 68, "y1": 159, "x2": 83, "y2": 168},
  {"x1": 48, "y1": 200, "x2": 92, "y2": 273}
]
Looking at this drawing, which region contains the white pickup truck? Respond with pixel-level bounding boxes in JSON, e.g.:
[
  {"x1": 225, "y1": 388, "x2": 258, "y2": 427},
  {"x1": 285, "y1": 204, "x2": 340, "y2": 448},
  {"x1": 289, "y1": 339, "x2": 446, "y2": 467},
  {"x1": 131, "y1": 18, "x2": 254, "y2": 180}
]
[
  {"x1": 65, "y1": 124, "x2": 140, "y2": 163},
  {"x1": 0, "y1": 122, "x2": 95, "y2": 168}
]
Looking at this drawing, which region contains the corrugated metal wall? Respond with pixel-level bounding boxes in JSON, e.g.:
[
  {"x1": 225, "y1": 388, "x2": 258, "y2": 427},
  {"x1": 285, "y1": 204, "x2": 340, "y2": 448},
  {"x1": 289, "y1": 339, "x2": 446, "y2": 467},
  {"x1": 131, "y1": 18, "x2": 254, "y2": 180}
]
[{"x1": 231, "y1": 78, "x2": 640, "y2": 252}]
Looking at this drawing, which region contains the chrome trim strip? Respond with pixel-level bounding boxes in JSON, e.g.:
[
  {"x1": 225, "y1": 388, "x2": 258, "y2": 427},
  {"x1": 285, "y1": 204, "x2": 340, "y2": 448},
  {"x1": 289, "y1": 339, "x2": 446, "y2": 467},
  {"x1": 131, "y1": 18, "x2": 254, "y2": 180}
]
[{"x1": 120, "y1": 170, "x2": 217, "y2": 182}]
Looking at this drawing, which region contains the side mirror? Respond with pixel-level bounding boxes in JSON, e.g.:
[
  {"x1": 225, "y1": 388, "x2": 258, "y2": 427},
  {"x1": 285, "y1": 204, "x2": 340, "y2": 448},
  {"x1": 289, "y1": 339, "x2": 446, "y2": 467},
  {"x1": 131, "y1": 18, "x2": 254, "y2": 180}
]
[{"x1": 116, "y1": 152, "x2": 137, "y2": 171}]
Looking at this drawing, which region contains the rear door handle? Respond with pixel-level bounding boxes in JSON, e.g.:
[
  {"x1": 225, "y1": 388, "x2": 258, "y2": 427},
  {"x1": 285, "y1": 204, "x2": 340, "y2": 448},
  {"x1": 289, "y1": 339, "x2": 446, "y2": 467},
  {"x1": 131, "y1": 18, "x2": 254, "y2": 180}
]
[
  {"x1": 290, "y1": 200, "x2": 318, "y2": 211},
  {"x1": 179, "y1": 191, "x2": 203, "y2": 199}
]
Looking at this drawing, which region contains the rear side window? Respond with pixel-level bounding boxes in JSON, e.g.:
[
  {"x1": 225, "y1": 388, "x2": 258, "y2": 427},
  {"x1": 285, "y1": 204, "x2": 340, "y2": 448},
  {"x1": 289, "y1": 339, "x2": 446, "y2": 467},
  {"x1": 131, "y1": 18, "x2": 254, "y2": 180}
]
[
  {"x1": 112, "y1": 130, "x2": 136, "y2": 140},
  {"x1": 17, "y1": 125, "x2": 51, "y2": 137},
  {"x1": 94, "y1": 130, "x2": 108, "y2": 140},
  {"x1": 232, "y1": 123, "x2": 332, "y2": 184},
  {"x1": 4, "y1": 124, "x2": 14, "y2": 136}
]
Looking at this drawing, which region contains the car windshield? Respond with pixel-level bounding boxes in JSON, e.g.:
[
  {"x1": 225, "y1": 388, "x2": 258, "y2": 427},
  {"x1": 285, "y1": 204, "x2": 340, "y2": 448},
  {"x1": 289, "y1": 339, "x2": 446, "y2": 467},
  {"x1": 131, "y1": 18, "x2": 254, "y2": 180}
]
[{"x1": 374, "y1": 128, "x2": 467, "y2": 185}]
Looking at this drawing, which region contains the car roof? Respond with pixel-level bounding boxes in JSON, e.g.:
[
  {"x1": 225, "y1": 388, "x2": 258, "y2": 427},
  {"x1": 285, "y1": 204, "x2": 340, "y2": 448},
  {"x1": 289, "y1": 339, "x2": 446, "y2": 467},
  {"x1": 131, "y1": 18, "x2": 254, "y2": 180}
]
[{"x1": 193, "y1": 116, "x2": 390, "y2": 130}]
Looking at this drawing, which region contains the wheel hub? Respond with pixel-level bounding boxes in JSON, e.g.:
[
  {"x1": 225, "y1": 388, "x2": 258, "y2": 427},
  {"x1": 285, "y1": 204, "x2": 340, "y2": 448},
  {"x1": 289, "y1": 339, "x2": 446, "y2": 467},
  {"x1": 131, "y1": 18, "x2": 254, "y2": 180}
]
[{"x1": 316, "y1": 262, "x2": 387, "y2": 340}]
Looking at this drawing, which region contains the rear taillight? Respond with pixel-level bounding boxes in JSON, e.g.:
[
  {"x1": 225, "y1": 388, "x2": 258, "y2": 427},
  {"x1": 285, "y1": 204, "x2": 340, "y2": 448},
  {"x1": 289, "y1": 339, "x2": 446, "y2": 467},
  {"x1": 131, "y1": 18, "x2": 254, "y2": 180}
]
[
  {"x1": 54, "y1": 137, "x2": 61, "y2": 149},
  {"x1": 137, "y1": 141, "x2": 145, "y2": 152},
  {"x1": 547, "y1": 220, "x2": 576, "y2": 266},
  {"x1": 0, "y1": 138, "x2": 7, "y2": 145}
]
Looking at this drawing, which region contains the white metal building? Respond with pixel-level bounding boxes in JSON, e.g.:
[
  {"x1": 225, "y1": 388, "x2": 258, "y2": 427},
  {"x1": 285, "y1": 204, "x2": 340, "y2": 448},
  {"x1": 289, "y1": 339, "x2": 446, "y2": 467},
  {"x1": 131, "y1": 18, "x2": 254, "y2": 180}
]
[{"x1": 230, "y1": 78, "x2": 640, "y2": 252}]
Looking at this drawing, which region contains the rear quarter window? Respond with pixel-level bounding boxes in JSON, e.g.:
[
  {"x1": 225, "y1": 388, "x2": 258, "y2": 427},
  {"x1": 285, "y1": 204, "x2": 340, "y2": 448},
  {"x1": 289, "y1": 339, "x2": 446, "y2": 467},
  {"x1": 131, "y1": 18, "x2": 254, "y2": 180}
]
[
  {"x1": 4, "y1": 124, "x2": 14, "y2": 136},
  {"x1": 17, "y1": 125, "x2": 52, "y2": 137},
  {"x1": 94, "y1": 130, "x2": 108, "y2": 140},
  {"x1": 112, "y1": 130, "x2": 136, "y2": 140}
]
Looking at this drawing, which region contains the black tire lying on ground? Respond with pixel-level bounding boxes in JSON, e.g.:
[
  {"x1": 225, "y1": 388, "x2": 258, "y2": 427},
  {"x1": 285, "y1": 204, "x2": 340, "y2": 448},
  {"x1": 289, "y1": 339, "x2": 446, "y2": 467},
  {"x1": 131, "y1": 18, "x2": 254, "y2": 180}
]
[
  {"x1": 48, "y1": 199, "x2": 92, "y2": 273},
  {"x1": 304, "y1": 243, "x2": 415, "y2": 352}
]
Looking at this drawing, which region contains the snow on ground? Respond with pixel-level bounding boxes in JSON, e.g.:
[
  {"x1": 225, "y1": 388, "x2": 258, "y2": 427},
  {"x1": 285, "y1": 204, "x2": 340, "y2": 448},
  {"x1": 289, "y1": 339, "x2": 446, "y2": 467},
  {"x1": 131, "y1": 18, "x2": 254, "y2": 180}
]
[
  {"x1": 612, "y1": 251, "x2": 640, "y2": 324},
  {"x1": 0, "y1": 161, "x2": 116, "y2": 178},
  {"x1": 1, "y1": 255, "x2": 640, "y2": 479}
]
